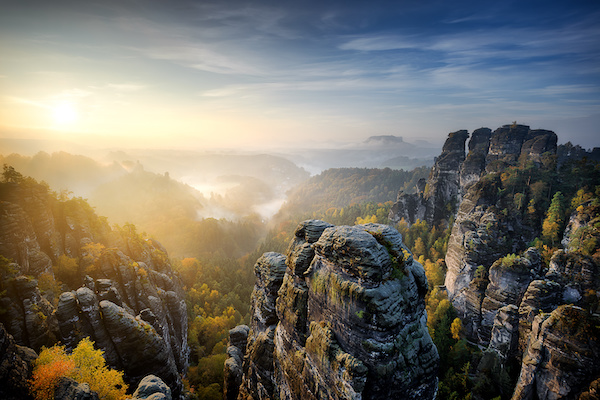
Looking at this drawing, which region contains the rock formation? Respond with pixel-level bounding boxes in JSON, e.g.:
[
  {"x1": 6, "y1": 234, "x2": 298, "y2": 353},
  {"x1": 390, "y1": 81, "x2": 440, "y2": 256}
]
[
  {"x1": 399, "y1": 123, "x2": 600, "y2": 398},
  {"x1": 0, "y1": 323, "x2": 37, "y2": 400},
  {"x1": 388, "y1": 123, "x2": 600, "y2": 398},
  {"x1": 389, "y1": 124, "x2": 558, "y2": 227},
  {"x1": 390, "y1": 129, "x2": 469, "y2": 226},
  {"x1": 0, "y1": 179, "x2": 188, "y2": 398},
  {"x1": 130, "y1": 375, "x2": 173, "y2": 400},
  {"x1": 512, "y1": 305, "x2": 600, "y2": 400},
  {"x1": 53, "y1": 377, "x2": 100, "y2": 400},
  {"x1": 226, "y1": 220, "x2": 439, "y2": 400}
]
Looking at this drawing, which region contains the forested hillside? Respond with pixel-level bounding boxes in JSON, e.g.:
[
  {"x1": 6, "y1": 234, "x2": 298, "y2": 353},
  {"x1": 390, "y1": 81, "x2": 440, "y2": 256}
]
[{"x1": 2, "y1": 125, "x2": 599, "y2": 400}]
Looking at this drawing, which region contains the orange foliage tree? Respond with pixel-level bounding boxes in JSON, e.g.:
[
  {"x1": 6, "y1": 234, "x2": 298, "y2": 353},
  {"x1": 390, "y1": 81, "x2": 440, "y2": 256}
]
[{"x1": 29, "y1": 338, "x2": 128, "y2": 400}]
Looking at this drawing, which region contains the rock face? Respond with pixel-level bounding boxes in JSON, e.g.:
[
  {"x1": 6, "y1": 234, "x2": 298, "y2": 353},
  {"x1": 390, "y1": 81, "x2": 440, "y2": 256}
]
[
  {"x1": 228, "y1": 220, "x2": 439, "y2": 400},
  {"x1": 0, "y1": 323, "x2": 37, "y2": 400},
  {"x1": 389, "y1": 124, "x2": 558, "y2": 227},
  {"x1": 390, "y1": 130, "x2": 469, "y2": 225},
  {"x1": 0, "y1": 180, "x2": 188, "y2": 398},
  {"x1": 54, "y1": 377, "x2": 100, "y2": 400},
  {"x1": 512, "y1": 306, "x2": 600, "y2": 400},
  {"x1": 442, "y1": 125, "x2": 560, "y2": 341},
  {"x1": 224, "y1": 325, "x2": 250, "y2": 400},
  {"x1": 131, "y1": 375, "x2": 172, "y2": 400},
  {"x1": 412, "y1": 124, "x2": 600, "y2": 397}
]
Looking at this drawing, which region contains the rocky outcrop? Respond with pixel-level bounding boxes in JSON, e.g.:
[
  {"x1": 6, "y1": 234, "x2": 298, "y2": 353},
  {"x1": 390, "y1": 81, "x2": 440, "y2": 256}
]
[
  {"x1": 54, "y1": 272, "x2": 187, "y2": 397},
  {"x1": 442, "y1": 126, "x2": 562, "y2": 344},
  {"x1": 487, "y1": 304, "x2": 520, "y2": 362},
  {"x1": 130, "y1": 375, "x2": 172, "y2": 400},
  {"x1": 229, "y1": 220, "x2": 439, "y2": 400},
  {"x1": 479, "y1": 253, "x2": 540, "y2": 343},
  {"x1": 0, "y1": 180, "x2": 188, "y2": 398},
  {"x1": 517, "y1": 279, "x2": 562, "y2": 353},
  {"x1": 54, "y1": 377, "x2": 100, "y2": 400},
  {"x1": 390, "y1": 124, "x2": 558, "y2": 227},
  {"x1": 512, "y1": 305, "x2": 600, "y2": 400},
  {"x1": 486, "y1": 124, "x2": 532, "y2": 170},
  {"x1": 520, "y1": 130, "x2": 557, "y2": 165},
  {"x1": 0, "y1": 275, "x2": 59, "y2": 351},
  {"x1": 237, "y1": 252, "x2": 287, "y2": 400},
  {"x1": 460, "y1": 128, "x2": 491, "y2": 191},
  {"x1": 390, "y1": 130, "x2": 468, "y2": 225},
  {"x1": 224, "y1": 325, "x2": 249, "y2": 400},
  {"x1": 0, "y1": 323, "x2": 37, "y2": 400}
]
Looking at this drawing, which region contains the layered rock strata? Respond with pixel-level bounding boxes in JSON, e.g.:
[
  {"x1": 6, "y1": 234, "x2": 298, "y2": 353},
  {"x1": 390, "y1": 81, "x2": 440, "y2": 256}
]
[
  {"x1": 512, "y1": 305, "x2": 600, "y2": 400},
  {"x1": 228, "y1": 220, "x2": 439, "y2": 400},
  {"x1": 390, "y1": 124, "x2": 558, "y2": 227},
  {"x1": 390, "y1": 130, "x2": 469, "y2": 225}
]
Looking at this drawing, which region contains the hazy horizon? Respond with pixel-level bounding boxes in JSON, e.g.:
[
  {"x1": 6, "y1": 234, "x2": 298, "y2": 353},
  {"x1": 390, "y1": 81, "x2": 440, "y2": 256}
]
[{"x1": 1, "y1": 0, "x2": 599, "y2": 151}]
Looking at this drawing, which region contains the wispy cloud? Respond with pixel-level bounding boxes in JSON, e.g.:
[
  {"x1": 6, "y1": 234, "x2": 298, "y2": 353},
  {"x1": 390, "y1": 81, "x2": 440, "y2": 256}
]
[
  {"x1": 107, "y1": 83, "x2": 146, "y2": 92},
  {"x1": 339, "y1": 35, "x2": 421, "y2": 51}
]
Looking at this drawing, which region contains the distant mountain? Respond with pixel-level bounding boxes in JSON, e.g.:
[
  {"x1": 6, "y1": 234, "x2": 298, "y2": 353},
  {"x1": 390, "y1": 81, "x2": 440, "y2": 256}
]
[
  {"x1": 275, "y1": 135, "x2": 438, "y2": 174},
  {"x1": 364, "y1": 135, "x2": 405, "y2": 144}
]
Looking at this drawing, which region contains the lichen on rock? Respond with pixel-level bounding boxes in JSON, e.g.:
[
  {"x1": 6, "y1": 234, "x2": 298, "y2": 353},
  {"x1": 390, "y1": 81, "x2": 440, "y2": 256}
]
[{"x1": 228, "y1": 220, "x2": 438, "y2": 400}]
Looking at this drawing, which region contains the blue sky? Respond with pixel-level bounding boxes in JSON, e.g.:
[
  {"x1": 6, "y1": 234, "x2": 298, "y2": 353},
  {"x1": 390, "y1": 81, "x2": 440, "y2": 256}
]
[{"x1": 1, "y1": 0, "x2": 599, "y2": 149}]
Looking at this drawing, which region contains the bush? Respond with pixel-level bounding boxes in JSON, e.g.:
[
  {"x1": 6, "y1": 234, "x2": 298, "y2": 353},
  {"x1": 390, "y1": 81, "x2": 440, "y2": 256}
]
[{"x1": 29, "y1": 338, "x2": 128, "y2": 400}]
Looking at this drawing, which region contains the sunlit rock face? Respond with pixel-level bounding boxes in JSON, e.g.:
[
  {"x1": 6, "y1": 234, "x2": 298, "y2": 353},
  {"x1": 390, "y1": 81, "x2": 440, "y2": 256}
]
[
  {"x1": 228, "y1": 220, "x2": 438, "y2": 400},
  {"x1": 0, "y1": 180, "x2": 189, "y2": 399}
]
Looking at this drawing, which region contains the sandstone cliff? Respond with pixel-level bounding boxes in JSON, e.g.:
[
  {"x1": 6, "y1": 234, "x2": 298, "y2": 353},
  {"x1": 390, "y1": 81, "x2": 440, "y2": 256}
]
[
  {"x1": 420, "y1": 124, "x2": 600, "y2": 398},
  {"x1": 390, "y1": 129, "x2": 469, "y2": 226},
  {"x1": 389, "y1": 124, "x2": 557, "y2": 227},
  {"x1": 389, "y1": 123, "x2": 599, "y2": 398},
  {"x1": 0, "y1": 179, "x2": 189, "y2": 398},
  {"x1": 226, "y1": 220, "x2": 439, "y2": 400}
]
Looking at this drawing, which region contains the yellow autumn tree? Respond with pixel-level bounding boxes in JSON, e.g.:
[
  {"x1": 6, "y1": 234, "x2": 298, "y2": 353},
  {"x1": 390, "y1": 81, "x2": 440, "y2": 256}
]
[
  {"x1": 450, "y1": 317, "x2": 463, "y2": 340},
  {"x1": 30, "y1": 338, "x2": 128, "y2": 400}
]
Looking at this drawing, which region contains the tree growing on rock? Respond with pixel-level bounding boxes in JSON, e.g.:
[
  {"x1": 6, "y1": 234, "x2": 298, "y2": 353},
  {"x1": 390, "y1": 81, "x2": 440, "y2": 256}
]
[
  {"x1": 542, "y1": 191, "x2": 565, "y2": 246},
  {"x1": 29, "y1": 338, "x2": 128, "y2": 400}
]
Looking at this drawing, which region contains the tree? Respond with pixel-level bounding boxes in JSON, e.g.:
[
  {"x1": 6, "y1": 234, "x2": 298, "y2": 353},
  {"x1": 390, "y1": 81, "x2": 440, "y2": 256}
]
[
  {"x1": 2, "y1": 164, "x2": 23, "y2": 183},
  {"x1": 29, "y1": 338, "x2": 128, "y2": 400},
  {"x1": 542, "y1": 191, "x2": 565, "y2": 246},
  {"x1": 70, "y1": 338, "x2": 128, "y2": 400},
  {"x1": 29, "y1": 345, "x2": 74, "y2": 400},
  {"x1": 53, "y1": 255, "x2": 79, "y2": 288},
  {"x1": 413, "y1": 237, "x2": 427, "y2": 259},
  {"x1": 450, "y1": 318, "x2": 463, "y2": 340}
]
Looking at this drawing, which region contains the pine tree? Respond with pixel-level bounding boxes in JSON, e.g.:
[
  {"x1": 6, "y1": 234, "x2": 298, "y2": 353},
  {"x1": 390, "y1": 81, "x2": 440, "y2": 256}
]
[{"x1": 542, "y1": 191, "x2": 565, "y2": 246}]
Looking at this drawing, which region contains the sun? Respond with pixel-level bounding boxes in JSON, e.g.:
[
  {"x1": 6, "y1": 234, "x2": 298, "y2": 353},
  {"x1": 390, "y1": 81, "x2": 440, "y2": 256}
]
[{"x1": 52, "y1": 102, "x2": 79, "y2": 124}]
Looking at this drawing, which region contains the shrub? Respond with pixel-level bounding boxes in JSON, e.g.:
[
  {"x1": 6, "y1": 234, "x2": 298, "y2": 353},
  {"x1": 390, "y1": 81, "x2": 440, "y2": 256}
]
[{"x1": 29, "y1": 338, "x2": 128, "y2": 400}]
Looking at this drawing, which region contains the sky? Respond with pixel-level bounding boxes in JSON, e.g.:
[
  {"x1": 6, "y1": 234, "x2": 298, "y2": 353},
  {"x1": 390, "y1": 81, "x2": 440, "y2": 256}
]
[{"x1": 1, "y1": 0, "x2": 599, "y2": 151}]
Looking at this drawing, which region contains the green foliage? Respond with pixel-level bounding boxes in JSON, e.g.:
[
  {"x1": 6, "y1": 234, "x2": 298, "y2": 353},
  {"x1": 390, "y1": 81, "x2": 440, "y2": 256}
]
[
  {"x1": 500, "y1": 254, "x2": 519, "y2": 268},
  {"x1": 278, "y1": 167, "x2": 429, "y2": 220},
  {"x1": 2, "y1": 164, "x2": 23, "y2": 183},
  {"x1": 396, "y1": 218, "x2": 452, "y2": 261},
  {"x1": 37, "y1": 272, "x2": 62, "y2": 307},
  {"x1": 541, "y1": 191, "x2": 565, "y2": 246},
  {"x1": 175, "y1": 256, "x2": 253, "y2": 395},
  {"x1": 187, "y1": 354, "x2": 228, "y2": 400},
  {"x1": 53, "y1": 255, "x2": 80, "y2": 288}
]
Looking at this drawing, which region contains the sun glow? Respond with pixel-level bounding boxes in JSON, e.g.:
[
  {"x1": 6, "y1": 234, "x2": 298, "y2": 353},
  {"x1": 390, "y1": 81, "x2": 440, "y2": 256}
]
[{"x1": 52, "y1": 102, "x2": 79, "y2": 125}]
